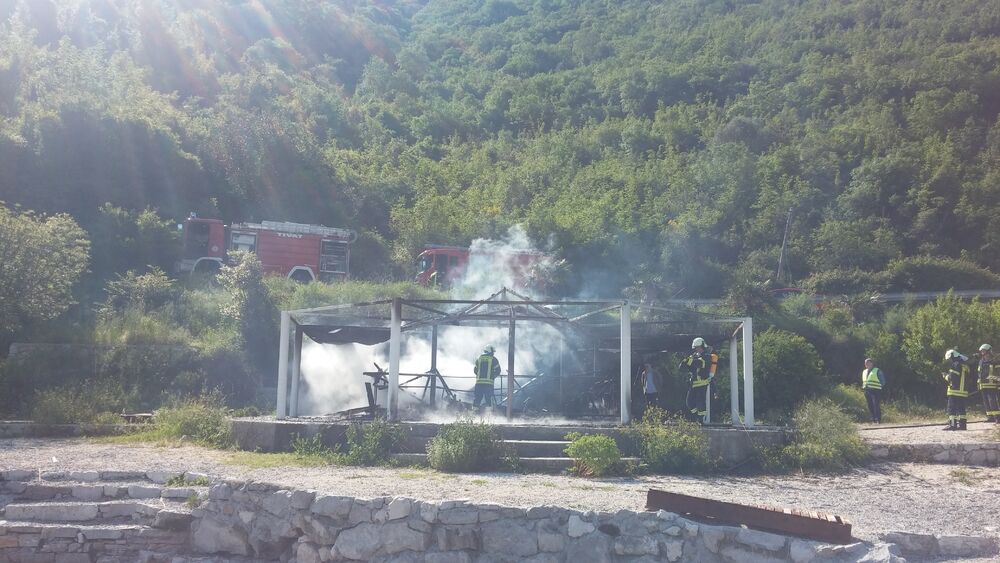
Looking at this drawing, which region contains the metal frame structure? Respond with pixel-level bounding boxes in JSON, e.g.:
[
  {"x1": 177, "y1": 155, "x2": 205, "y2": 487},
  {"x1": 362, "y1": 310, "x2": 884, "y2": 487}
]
[{"x1": 275, "y1": 288, "x2": 757, "y2": 427}]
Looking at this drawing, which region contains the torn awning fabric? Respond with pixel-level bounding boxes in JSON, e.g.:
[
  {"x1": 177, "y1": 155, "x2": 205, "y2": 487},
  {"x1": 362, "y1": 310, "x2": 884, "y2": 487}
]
[{"x1": 299, "y1": 325, "x2": 390, "y2": 345}]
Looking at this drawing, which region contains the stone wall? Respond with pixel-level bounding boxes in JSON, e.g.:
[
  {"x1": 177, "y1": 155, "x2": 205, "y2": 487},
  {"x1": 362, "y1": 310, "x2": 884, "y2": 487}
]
[{"x1": 194, "y1": 481, "x2": 875, "y2": 563}]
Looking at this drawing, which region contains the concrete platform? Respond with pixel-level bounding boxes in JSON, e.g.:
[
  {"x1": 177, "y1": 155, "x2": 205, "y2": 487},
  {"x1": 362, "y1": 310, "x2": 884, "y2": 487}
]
[{"x1": 230, "y1": 416, "x2": 789, "y2": 468}]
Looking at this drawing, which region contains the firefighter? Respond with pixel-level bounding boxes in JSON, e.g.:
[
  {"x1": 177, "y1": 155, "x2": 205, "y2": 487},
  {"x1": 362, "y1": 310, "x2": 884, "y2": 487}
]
[
  {"x1": 681, "y1": 337, "x2": 718, "y2": 423},
  {"x1": 473, "y1": 345, "x2": 502, "y2": 410},
  {"x1": 861, "y1": 358, "x2": 885, "y2": 424},
  {"x1": 976, "y1": 344, "x2": 999, "y2": 423},
  {"x1": 942, "y1": 349, "x2": 972, "y2": 431}
]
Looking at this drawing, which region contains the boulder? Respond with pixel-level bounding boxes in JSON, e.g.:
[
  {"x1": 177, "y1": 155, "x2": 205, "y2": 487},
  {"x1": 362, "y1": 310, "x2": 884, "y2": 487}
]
[{"x1": 192, "y1": 518, "x2": 250, "y2": 555}]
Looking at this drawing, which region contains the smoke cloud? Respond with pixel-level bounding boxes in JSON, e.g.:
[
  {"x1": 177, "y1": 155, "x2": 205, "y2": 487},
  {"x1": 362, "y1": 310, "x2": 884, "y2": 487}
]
[{"x1": 296, "y1": 225, "x2": 580, "y2": 419}]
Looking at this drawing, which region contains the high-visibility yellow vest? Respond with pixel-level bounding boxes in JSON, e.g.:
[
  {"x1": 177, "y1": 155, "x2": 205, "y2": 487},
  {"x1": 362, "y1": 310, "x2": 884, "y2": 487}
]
[
  {"x1": 862, "y1": 367, "x2": 882, "y2": 390},
  {"x1": 980, "y1": 362, "x2": 998, "y2": 390}
]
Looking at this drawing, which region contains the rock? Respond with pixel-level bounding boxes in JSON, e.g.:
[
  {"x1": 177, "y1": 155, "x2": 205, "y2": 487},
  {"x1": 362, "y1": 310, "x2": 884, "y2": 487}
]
[
  {"x1": 568, "y1": 515, "x2": 595, "y2": 538},
  {"x1": 425, "y1": 552, "x2": 473, "y2": 563},
  {"x1": 937, "y1": 535, "x2": 997, "y2": 557},
  {"x1": 381, "y1": 521, "x2": 430, "y2": 554},
  {"x1": 70, "y1": 486, "x2": 104, "y2": 501},
  {"x1": 737, "y1": 528, "x2": 787, "y2": 551},
  {"x1": 128, "y1": 485, "x2": 162, "y2": 499},
  {"x1": 239, "y1": 511, "x2": 255, "y2": 525},
  {"x1": 185, "y1": 472, "x2": 210, "y2": 482},
  {"x1": 296, "y1": 542, "x2": 321, "y2": 563},
  {"x1": 192, "y1": 518, "x2": 249, "y2": 556},
  {"x1": 967, "y1": 450, "x2": 988, "y2": 465},
  {"x1": 880, "y1": 531, "x2": 937, "y2": 557},
  {"x1": 537, "y1": 521, "x2": 564, "y2": 552},
  {"x1": 100, "y1": 470, "x2": 146, "y2": 481},
  {"x1": 67, "y1": 471, "x2": 99, "y2": 482},
  {"x1": 662, "y1": 525, "x2": 681, "y2": 536},
  {"x1": 682, "y1": 521, "x2": 699, "y2": 538},
  {"x1": 4, "y1": 503, "x2": 99, "y2": 521},
  {"x1": 857, "y1": 542, "x2": 906, "y2": 563},
  {"x1": 438, "y1": 508, "x2": 479, "y2": 525},
  {"x1": 932, "y1": 450, "x2": 951, "y2": 462},
  {"x1": 439, "y1": 500, "x2": 469, "y2": 509},
  {"x1": 419, "y1": 502, "x2": 439, "y2": 523},
  {"x1": 154, "y1": 511, "x2": 194, "y2": 531},
  {"x1": 656, "y1": 510, "x2": 676, "y2": 522},
  {"x1": 208, "y1": 483, "x2": 232, "y2": 500},
  {"x1": 661, "y1": 539, "x2": 683, "y2": 562},
  {"x1": 527, "y1": 506, "x2": 554, "y2": 519},
  {"x1": 614, "y1": 535, "x2": 658, "y2": 556},
  {"x1": 435, "y1": 525, "x2": 480, "y2": 551},
  {"x1": 291, "y1": 490, "x2": 316, "y2": 510},
  {"x1": 481, "y1": 519, "x2": 538, "y2": 557},
  {"x1": 701, "y1": 527, "x2": 727, "y2": 553},
  {"x1": 720, "y1": 545, "x2": 786, "y2": 563},
  {"x1": 386, "y1": 497, "x2": 412, "y2": 521},
  {"x1": 2, "y1": 470, "x2": 37, "y2": 481},
  {"x1": 161, "y1": 487, "x2": 196, "y2": 500},
  {"x1": 40, "y1": 471, "x2": 66, "y2": 481},
  {"x1": 348, "y1": 501, "x2": 373, "y2": 524},
  {"x1": 311, "y1": 495, "x2": 353, "y2": 518},
  {"x1": 262, "y1": 490, "x2": 293, "y2": 515},
  {"x1": 565, "y1": 532, "x2": 612, "y2": 563},
  {"x1": 333, "y1": 523, "x2": 381, "y2": 561},
  {"x1": 789, "y1": 539, "x2": 819, "y2": 563}
]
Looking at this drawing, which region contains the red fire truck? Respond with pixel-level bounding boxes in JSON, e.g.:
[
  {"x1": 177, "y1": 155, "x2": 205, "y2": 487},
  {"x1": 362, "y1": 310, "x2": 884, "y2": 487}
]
[
  {"x1": 415, "y1": 245, "x2": 550, "y2": 289},
  {"x1": 177, "y1": 215, "x2": 357, "y2": 282}
]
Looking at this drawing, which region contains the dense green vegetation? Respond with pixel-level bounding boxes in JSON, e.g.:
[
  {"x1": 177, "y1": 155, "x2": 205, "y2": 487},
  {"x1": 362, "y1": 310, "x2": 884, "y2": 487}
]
[{"x1": 1, "y1": 0, "x2": 999, "y2": 420}]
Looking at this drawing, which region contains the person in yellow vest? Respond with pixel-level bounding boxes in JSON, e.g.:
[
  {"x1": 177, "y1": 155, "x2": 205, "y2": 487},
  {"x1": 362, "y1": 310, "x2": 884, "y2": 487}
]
[
  {"x1": 681, "y1": 337, "x2": 718, "y2": 423},
  {"x1": 942, "y1": 349, "x2": 971, "y2": 431},
  {"x1": 976, "y1": 344, "x2": 999, "y2": 423},
  {"x1": 861, "y1": 358, "x2": 885, "y2": 423},
  {"x1": 473, "y1": 345, "x2": 501, "y2": 410}
]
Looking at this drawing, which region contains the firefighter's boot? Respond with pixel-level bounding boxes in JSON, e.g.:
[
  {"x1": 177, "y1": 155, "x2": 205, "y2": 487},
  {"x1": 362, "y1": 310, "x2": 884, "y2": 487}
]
[
  {"x1": 958, "y1": 419, "x2": 967, "y2": 431},
  {"x1": 942, "y1": 419, "x2": 957, "y2": 431}
]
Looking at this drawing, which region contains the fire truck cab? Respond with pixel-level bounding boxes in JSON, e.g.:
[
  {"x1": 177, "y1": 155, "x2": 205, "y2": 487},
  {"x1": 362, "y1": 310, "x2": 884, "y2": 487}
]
[
  {"x1": 416, "y1": 245, "x2": 550, "y2": 289},
  {"x1": 178, "y1": 215, "x2": 357, "y2": 282}
]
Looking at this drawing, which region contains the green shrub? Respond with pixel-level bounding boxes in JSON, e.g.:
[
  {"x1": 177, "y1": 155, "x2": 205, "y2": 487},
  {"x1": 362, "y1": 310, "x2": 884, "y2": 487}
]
[
  {"x1": 344, "y1": 418, "x2": 404, "y2": 466},
  {"x1": 625, "y1": 407, "x2": 713, "y2": 474},
  {"x1": 771, "y1": 399, "x2": 868, "y2": 472},
  {"x1": 290, "y1": 433, "x2": 345, "y2": 464},
  {"x1": 753, "y1": 329, "x2": 829, "y2": 416},
  {"x1": 884, "y1": 255, "x2": 1000, "y2": 292},
  {"x1": 564, "y1": 433, "x2": 622, "y2": 477},
  {"x1": 152, "y1": 395, "x2": 235, "y2": 448},
  {"x1": 426, "y1": 419, "x2": 516, "y2": 472},
  {"x1": 30, "y1": 379, "x2": 132, "y2": 424},
  {"x1": 824, "y1": 384, "x2": 869, "y2": 423}
]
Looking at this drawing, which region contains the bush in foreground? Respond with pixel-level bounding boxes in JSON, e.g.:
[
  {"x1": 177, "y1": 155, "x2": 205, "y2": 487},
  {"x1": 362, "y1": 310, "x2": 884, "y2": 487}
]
[
  {"x1": 766, "y1": 399, "x2": 869, "y2": 472},
  {"x1": 344, "y1": 418, "x2": 404, "y2": 466},
  {"x1": 426, "y1": 419, "x2": 516, "y2": 472},
  {"x1": 149, "y1": 395, "x2": 235, "y2": 448},
  {"x1": 625, "y1": 407, "x2": 713, "y2": 474},
  {"x1": 564, "y1": 433, "x2": 624, "y2": 477}
]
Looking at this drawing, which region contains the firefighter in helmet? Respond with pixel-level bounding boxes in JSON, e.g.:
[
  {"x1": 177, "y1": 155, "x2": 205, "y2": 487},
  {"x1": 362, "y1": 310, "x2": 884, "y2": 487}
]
[
  {"x1": 977, "y1": 344, "x2": 1000, "y2": 423},
  {"x1": 681, "y1": 337, "x2": 718, "y2": 423},
  {"x1": 473, "y1": 345, "x2": 502, "y2": 410},
  {"x1": 943, "y1": 349, "x2": 972, "y2": 431}
]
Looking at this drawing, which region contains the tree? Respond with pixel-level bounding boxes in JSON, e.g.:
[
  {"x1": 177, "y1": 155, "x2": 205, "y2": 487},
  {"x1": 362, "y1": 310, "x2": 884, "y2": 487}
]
[{"x1": 0, "y1": 205, "x2": 90, "y2": 335}]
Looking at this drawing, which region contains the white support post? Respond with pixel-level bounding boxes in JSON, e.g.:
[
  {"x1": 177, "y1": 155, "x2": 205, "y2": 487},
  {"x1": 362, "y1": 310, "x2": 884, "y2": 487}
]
[
  {"x1": 276, "y1": 312, "x2": 290, "y2": 419},
  {"x1": 388, "y1": 298, "x2": 401, "y2": 422},
  {"x1": 730, "y1": 333, "x2": 740, "y2": 426},
  {"x1": 620, "y1": 301, "x2": 632, "y2": 425},
  {"x1": 290, "y1": 326, "x2": 303, "y2": 417},
  {"x1": 742, "y1": 317, "x2": 755, "y2": 428},
  {"x1": 704, "y1": 385, "x2": 711, "y2": 424}
]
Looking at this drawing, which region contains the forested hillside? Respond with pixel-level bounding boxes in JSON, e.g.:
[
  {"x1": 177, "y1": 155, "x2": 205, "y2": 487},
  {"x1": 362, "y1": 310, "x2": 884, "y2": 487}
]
[{"x1": 2, "y1": 0, "x2": 1000, "y2": 297}]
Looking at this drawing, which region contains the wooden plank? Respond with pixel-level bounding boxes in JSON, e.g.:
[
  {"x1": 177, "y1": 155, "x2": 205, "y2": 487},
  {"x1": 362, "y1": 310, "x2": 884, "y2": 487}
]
[{"x1": 646, "y1": 489, "x2": 853, "y2": 545}]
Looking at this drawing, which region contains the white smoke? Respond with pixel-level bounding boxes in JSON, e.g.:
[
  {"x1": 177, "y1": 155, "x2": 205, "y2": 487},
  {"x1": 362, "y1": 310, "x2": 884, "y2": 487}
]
[{"x1": 296, "y1": 225, "x2": 576, "y2": 420}]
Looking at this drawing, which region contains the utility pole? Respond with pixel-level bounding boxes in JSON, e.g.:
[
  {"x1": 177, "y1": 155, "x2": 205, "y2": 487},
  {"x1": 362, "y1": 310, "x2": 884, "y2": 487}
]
[{"x1": 776, "y1": 207, "x2": 793, "y2": 286}]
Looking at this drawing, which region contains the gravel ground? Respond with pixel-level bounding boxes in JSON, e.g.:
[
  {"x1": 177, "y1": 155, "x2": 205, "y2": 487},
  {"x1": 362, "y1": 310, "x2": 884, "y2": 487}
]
[
  {"x1": 861, "y1": 421, "x2": 999, "y2": 444},
  {"x1": 2, "y1": 437, "x2": 999, "y2": 545}
]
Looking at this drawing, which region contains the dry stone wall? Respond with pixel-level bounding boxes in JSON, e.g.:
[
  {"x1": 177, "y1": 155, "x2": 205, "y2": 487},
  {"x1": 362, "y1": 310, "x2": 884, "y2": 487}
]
[{"x1": 869, "y1": 443, "x2": 1000, "y2": 466}]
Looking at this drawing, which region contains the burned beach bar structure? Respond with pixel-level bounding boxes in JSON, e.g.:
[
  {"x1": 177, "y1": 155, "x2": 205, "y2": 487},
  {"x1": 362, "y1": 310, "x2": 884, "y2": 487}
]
[{"x1": 274, "y1": 288, "x2": 759, "y2": 428}]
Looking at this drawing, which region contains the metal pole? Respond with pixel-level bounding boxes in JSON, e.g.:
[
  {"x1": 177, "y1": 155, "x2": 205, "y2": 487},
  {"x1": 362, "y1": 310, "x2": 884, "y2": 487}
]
[
  {"x1": 507, "y1": 308, "x2": 516, "y2": 420},
  {"x1": 430, "y1": 325, "x2": 438, "y2": 407},
  {"x1": 276, "y1": 312, "x2": 290, "y2": 419},
  {"x1": 389, "y1": 298, "x2": 401, "y2": 422},
  {"x1": 290, "y1": 326, "x2": 302, "y2": 417},
  {"x1": 730, "y1": 333, "x2": 740, "y2": 426},
  {"x1": 704, "y1": 384, "x2": 711, "y2": 424},
  {"x1": 620, "y1": 301, "x2": 632, "y2": 425},
  {"x1": 743, "y1": 317, "x2": 755, "y2": 428}
]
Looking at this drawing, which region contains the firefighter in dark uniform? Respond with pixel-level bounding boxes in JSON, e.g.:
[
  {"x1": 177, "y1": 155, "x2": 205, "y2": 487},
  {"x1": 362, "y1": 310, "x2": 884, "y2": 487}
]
[
  {"x1": 681, "y1": 337, "x2": 718, "y2": 423},
  {"x1": 976, "y1": 344, "x2": 1000, "y2": 423},
  {"x1": 473, "y1": 345, "x2": 502, "y2": 410},
  {"x1": 943, "y1": 349, "x2": 972, "y2": 431}
]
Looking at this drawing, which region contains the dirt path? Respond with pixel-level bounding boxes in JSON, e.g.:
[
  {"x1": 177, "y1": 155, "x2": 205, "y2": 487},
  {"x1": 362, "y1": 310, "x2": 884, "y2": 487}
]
[
  {"x1": 861, "y1": 420, "x2": 998, "y2": 444},
  {"x1": 2, "y1": 437, "x2": 997, "y2": 544}
]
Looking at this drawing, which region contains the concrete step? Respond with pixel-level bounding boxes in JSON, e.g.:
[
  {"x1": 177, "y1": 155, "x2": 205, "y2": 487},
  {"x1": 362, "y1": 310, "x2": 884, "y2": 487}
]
[
  {"x1": 0, "y1": 469, "x2": 210, "y2": 485},
  {"x1": 1, "y1": 500, "x2": 190, "y2": 525},
  {"x1": 0, "y1": 520, "x2": 193, "y2": 562},
  {"x1": 398, "y1": 422, "x2": 622, "y2": 442},
  {"x1": 1, "y1": 481, "x2": 205, "y2": 502},
  {"x1": 505, "y1": 440, "x2": 571, "y2": 458}
]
